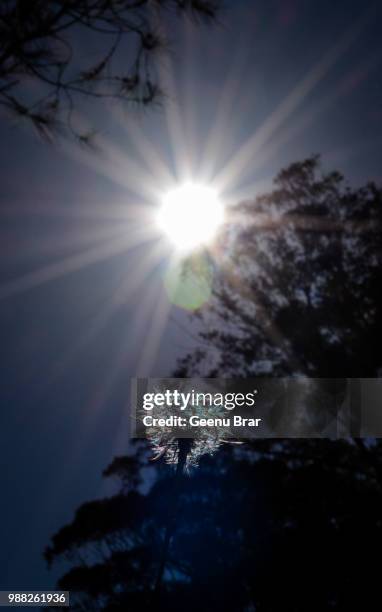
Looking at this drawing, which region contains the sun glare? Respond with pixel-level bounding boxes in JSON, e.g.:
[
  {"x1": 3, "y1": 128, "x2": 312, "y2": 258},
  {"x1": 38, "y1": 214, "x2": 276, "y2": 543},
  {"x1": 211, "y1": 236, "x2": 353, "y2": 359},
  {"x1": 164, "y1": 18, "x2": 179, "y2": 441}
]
[{"x1": 157, "y1": 183, "x2": 224, "y2": 252}]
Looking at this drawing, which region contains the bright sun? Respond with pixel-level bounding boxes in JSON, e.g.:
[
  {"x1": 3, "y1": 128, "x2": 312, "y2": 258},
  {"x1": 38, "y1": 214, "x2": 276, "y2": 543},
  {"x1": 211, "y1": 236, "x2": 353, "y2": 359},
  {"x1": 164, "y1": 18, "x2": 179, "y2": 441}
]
[{"x1": 157, "y1": 183, "x2": 224, "y2": 252}]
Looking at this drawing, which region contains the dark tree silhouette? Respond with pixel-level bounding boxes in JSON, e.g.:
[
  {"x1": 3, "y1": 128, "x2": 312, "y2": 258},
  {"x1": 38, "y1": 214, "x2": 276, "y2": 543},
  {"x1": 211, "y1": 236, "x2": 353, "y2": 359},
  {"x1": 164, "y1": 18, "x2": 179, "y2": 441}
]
[
  {"x1": 45, "y1": 440, "x2": 382, "y2": 611},
  {"x1": 45, "y1": 158, "x2": 382, "y2": 610},
  {"x1": 0, "y1": 0, "x2": 219, "y2": 140},
  {"x1": 176, "y1": 155, "x2": 382, "y2": 378}
]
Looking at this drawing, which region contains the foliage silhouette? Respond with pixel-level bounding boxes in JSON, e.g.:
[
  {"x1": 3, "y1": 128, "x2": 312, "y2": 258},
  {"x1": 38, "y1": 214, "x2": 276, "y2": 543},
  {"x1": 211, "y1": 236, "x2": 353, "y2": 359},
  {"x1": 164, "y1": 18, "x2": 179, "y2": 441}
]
[
  {"x1": 45, "y1": 157, "x2": 382, "y2": 610},
  {"x1": 176, "y1": 155, "x2": 382, "y2": 378},
  {"x1": 0, "y1": 1, "x2": 220, "y2": 141},
  {"x1": 45, "y1": 439, "x2": 382, "y2": 611}
]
